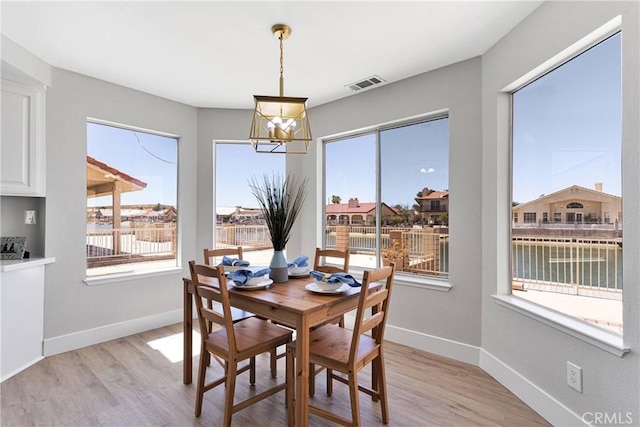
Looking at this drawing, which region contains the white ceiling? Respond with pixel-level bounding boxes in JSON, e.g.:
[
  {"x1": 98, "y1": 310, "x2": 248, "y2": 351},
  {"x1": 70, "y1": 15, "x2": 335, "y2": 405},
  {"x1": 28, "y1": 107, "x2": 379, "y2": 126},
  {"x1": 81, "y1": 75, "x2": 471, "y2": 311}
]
[{"x1": 1, "y1": 1, "x2": 543, "y2": 109}]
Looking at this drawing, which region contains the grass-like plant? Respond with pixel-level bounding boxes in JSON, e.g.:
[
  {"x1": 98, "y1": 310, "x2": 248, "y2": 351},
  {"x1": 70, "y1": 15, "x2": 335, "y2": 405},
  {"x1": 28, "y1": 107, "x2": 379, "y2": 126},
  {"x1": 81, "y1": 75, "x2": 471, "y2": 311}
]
[{"x1": 249, "y1": 174, "x2": 308, "y2": 251}]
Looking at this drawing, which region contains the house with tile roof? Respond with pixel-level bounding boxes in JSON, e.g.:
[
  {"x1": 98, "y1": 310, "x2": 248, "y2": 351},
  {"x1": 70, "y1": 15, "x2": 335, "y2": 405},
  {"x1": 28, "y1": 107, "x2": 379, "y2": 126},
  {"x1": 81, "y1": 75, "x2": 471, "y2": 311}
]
[
  {"x1": 415, "y1": 188, "x2": 449, "y2": 224},
  {"x1": 326, "y1": 198, "x2": 399, "y2": 225},
  {"x1": 512, "y1": 183, "x2": 621, "y2": 227}
]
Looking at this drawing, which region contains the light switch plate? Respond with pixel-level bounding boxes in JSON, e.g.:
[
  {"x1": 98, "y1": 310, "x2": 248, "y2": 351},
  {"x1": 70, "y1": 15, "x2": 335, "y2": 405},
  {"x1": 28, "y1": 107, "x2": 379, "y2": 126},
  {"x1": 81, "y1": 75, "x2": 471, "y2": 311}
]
[{"x1": 24, "y1": 210, "x2": 36, "y2": 225}]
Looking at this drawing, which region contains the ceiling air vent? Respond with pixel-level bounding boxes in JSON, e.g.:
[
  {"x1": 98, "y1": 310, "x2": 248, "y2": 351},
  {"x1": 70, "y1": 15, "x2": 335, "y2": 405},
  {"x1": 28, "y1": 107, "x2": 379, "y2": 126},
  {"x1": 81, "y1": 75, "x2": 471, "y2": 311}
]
[{"x1": 346, "y1": 75, "x2": 386, "y2": 92}]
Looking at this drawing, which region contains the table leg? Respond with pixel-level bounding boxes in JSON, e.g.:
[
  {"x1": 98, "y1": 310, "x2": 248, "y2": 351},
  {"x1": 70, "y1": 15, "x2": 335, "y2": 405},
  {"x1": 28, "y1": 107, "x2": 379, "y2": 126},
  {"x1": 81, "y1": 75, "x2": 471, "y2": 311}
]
[
  {"x1": 183, "y1": 280, "x2": 192, "y2": 385},
  {"x1": 295, "y1": 316, "x2": 310, "y2": 427}
]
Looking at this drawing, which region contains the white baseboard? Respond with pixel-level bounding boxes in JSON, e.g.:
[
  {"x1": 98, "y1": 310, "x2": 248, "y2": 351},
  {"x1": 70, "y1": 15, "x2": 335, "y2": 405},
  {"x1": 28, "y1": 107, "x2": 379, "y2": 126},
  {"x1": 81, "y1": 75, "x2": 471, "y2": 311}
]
[
  {"x1": 43, "y1": 309, "x2": 183, "y2": 356},
  {"x1": 479, "y1": 349, "x2": 585, "y2": 426},
  {"x1": 346, "y1": 314, "x2": 579, "y2": 426},
  {"x1": 384, "y1": 324, "x2": 482, "y2": 365},
  {"x1": 1, "y1": 355, "x2": 44, "y2": 383},
  {"x1": 344, "y1": 314, "x2": 481, "y2": 365}
]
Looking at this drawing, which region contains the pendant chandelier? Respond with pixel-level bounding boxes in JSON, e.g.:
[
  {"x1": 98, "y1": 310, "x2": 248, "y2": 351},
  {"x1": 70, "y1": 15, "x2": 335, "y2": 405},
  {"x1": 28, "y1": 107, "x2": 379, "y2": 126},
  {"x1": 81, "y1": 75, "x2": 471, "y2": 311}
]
[{"x1": 249, "y1": 24, "x2": 312, "y2": 154}]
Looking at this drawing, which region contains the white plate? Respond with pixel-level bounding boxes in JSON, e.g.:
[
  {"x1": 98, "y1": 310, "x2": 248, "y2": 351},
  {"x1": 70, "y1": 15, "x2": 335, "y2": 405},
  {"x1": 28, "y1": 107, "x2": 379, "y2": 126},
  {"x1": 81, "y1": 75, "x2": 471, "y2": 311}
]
[
  {"x1": 305, "y1": 282, "x2": 350, "y2": 294},
  {"x1": 222, "y1": 265, "x2": 258, "y2": 273},
  {"x1": 230, "y1": 278, "x2": 273, "y2": 290},
  {"x1": 289, "y1": 269, "x2": 310, "y2": 277}
]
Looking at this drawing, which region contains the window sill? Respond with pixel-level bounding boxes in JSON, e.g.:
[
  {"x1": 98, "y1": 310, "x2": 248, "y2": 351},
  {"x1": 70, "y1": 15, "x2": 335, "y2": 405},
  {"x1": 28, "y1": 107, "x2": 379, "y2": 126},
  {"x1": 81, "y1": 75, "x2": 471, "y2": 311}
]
[
  {"x1": 84, "y1": 266, "x2": 183, "y2": 286},
  {"x1": 492, "y1": 294, "x2": 628, "y2": 357},
  {"x1": 347, "y1": 266, "x2": 451, "y2": 292}
]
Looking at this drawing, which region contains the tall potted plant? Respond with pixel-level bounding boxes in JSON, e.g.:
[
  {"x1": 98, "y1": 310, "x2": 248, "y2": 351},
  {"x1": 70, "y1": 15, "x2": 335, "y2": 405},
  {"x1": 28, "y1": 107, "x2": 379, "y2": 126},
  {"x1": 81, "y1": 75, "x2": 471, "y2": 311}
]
[{"x1": 249, "y1": 174, "x2": 308, "y2": 282}]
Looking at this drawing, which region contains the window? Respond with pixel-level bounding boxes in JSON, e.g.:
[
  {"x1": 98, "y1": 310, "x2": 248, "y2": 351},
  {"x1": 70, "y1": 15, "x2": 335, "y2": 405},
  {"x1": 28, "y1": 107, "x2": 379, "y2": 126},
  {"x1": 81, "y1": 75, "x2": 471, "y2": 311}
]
[
  {"x1": 86, "y1": 121, "x2": 178, "y2": 277},
  {"x1": 523, "y1": 212, "x2": 536, "y2": 223},
  {"x1": 542, "y1": 212, "x2": 548, "y2": 223},
  {"x1": 513, "y1": 213, "x2": 518, "y2": 223},
  {"x1": 511, "y1": 33, "x2": 622, "y2": 334},
  {"x1": 324, "y1": 117, "x2": 449, "y2": 280},
  {"x1": 214, "y1": 142, "x2": 284, "y2": 266}
]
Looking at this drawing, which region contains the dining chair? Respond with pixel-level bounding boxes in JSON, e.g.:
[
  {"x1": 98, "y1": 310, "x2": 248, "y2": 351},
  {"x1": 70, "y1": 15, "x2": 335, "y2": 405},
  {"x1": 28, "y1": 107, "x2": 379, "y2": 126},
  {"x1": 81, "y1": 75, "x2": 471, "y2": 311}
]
[
  {"x1": 286, "y1": 263, "x2": 396, "y2": 426},
  {"x1": 203, "y1": 246, "x2": 244, "y2": 266},
  {"x1": 310, "y1": 247, "x2": 351, "y2": 394},
  {"x1": 204, "y1": 247, "x2": 282, "y2": 377},
  {"x1": 313, "y1": 247, "x2": 350, "y2": 275},
  {"x1": 203, "y1": 247, "x2": 255, "y2": 323},
  {"x1": 189, "y1": 261, "x2": 292, "y2": 426},
  {"x1": 313, "y1": 247, "x2": 350, "y2": 328}
]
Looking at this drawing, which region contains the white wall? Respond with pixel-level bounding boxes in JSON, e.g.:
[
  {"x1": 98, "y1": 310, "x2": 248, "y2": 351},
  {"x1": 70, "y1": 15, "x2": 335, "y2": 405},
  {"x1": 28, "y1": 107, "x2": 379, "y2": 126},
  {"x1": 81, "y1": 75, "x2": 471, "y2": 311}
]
[
  {"x1": 481, "y1": 1, "x2": 639, "y2": 424},
  {"x1": 43, "y1": 68, "x2": 198, "y2": 351}
]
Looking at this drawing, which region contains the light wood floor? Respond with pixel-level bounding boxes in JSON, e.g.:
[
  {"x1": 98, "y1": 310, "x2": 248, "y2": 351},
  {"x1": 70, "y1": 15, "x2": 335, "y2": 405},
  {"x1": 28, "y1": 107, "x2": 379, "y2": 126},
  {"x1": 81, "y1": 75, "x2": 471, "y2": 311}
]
[{"x1": 1, "y1": 322, "x2": 550, "y2": 426}]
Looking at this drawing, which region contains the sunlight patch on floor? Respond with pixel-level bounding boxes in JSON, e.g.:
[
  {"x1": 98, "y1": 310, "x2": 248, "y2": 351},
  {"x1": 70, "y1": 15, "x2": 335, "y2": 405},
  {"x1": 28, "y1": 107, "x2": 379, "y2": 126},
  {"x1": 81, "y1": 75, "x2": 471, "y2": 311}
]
[{"x1": 147, "y1": 331, "x2": 201, "y2": 363}]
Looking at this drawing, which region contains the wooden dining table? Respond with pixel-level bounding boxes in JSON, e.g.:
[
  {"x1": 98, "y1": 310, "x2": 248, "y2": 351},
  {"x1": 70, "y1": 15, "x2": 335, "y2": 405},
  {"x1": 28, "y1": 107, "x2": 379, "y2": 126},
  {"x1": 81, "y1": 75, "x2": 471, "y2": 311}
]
[{"x1": 182, "y1": 275, "x2": 366, "y2": 426}]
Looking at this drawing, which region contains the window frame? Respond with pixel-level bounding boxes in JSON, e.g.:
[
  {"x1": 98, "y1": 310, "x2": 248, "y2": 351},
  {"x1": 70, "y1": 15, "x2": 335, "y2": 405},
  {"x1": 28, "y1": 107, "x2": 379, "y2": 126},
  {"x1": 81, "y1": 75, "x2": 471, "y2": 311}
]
[
  {"x1": 495, "y1": 21, "x2": 627, "y2": 356},
  {"x1": 320, "y1": 113, "x2": 452, "y2": 292},
  {"x1": 84, "y1": 118, "x2": 181, "y2": 285}
]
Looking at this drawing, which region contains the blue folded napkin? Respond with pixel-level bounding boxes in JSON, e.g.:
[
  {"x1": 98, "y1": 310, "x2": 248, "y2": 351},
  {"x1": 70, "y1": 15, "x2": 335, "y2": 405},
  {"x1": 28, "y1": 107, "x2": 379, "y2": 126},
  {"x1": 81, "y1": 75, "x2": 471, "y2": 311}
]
[
  {"x1": 228, "y1": 268, "x2": 271, "y2": 285},
  {"x1": 309, "y1": 271, "x2": 361, "y2": 287},
  {"x1": 287, "y1": 255, "x2": 309, "y2": 268},
  {"x1": 221, "y1": 256, "x2": 250, "y2": 267}
]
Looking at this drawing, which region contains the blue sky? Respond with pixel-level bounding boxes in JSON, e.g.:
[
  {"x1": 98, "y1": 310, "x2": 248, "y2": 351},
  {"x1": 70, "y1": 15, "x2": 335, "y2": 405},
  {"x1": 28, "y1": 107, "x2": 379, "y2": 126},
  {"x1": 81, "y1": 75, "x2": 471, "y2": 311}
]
[
  {"x1": 512, "y1": 33, "x2": 621, "y2": 202},
  {"x1": 325, "y1": 119, "x2": 449, "y2": 208},
  {"x1": 87, "y1": 123, "x2": 177, "y2": 207},
  {"x1": 216, "y1": 143, "x2": 285, "y2": 207},
  {"x1": 86, "y1": 33, "x2": 620, "y2": 211}
]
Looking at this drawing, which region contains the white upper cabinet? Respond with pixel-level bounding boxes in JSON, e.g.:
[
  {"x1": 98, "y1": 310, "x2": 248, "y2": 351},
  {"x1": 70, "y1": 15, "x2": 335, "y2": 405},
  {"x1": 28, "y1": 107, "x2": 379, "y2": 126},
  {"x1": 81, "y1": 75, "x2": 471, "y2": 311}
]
[{"x1": 1, "y1": 78, "x2": 46, "y2": 196}]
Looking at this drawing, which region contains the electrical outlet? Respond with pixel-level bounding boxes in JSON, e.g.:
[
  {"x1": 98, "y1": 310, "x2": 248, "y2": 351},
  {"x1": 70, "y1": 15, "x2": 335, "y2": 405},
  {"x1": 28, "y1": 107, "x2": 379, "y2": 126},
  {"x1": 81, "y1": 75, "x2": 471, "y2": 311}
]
[{"x1": 567, "y1": 361, "x2": 582, "y2": 392}]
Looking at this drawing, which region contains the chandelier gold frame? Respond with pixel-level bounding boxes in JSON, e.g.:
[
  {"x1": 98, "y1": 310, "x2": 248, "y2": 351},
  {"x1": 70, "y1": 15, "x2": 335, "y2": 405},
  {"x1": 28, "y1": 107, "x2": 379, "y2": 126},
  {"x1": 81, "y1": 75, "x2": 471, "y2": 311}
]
[{"x1": 249, "y1": 24, "x2": 312, "y2": 154}]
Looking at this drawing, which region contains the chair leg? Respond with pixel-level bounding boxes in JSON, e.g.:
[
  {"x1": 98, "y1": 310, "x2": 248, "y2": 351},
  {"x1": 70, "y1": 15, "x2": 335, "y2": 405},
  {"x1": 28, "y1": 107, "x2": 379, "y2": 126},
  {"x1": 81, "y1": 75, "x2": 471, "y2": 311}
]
[
  {"x1": 286, "y1": 346, "x2": 295, "y2": 427},
  {"x1": 309, "y1": 363, "x2": 315, "y2": 396},
  {"x1": 223, "y1": 360, "x2": 238, "y2": 427},
  {"x1": 371, "y1": 359, "x2": 379, "y2": 402},
  {"x1": 348, "y1": 370, "x2": 361, "y2": 426},
  {"x1": 195, "y1": 349, "x2": 208, "y2": 417},
  {"x1": 250, "y1": 356, "x2": 256, "y2": 385},
  {"x1": 376, "y1": 353, "x2": 389, "y2": 424},
  {"x1": 271, "y1": 348, "x2": 277, "y2": 378}
]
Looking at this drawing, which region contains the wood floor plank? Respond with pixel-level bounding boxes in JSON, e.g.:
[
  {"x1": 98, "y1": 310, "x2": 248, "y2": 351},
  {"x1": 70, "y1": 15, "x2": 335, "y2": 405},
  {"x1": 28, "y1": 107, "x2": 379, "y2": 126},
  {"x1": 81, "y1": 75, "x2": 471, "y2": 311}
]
[{"x1": 1, "y1": 323, "x2": 550, "y2": 426}]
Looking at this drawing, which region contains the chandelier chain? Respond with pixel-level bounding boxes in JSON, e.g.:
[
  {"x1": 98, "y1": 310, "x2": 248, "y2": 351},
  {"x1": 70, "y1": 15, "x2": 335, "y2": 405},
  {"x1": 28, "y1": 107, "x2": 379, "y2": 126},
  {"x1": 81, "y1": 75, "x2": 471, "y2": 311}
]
[{"x1": 279, "y1": 34, "x2": 284, "y2": 79}]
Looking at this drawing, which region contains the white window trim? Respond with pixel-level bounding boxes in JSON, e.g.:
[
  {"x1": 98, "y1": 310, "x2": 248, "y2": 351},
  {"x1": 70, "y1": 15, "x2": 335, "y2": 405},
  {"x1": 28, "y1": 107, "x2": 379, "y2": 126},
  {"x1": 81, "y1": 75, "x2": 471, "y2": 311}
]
[
  {"x1": 493, "y1": 294, "x2": 628, "y2": 357},
  {"x1": 346, "y1": 264, "x2": 451, "y2": 292},
  {"x1": 84, "y1": 266, "x2": 183, "y2": 286},
  {"x1": 85, "y1": 118, "x2": 181, "y2": 282},
  {"x1": 317, "y1": 111, "x2": 451, "y2": 288},
  {"x1": 492, "y1": 16, "x2": 629, "y2": 357}
]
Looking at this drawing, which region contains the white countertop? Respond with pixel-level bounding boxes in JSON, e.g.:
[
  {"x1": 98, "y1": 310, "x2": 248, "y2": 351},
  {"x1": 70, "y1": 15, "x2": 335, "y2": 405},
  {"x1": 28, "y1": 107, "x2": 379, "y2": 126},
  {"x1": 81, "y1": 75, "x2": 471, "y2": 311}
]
[{"x1": 0, "y1": 257, "x2": 55, "y2": 272}]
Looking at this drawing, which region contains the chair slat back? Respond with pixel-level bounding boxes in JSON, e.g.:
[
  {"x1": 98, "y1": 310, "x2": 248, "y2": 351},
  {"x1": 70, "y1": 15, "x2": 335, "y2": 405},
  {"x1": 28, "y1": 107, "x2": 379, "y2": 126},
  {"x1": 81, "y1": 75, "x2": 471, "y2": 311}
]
[
  {"x1": 189, "y1": 261, "x2": 237, "y2": 353},
  {"x1": 203, "y1": 247, "x2": 244, "y2": 266},
  {"x1": 313, "y1": 248, "x2": 350, "y2": 273},
  {"x1": 350, "y1": 263, "x2": 396, "y2": 364}
]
